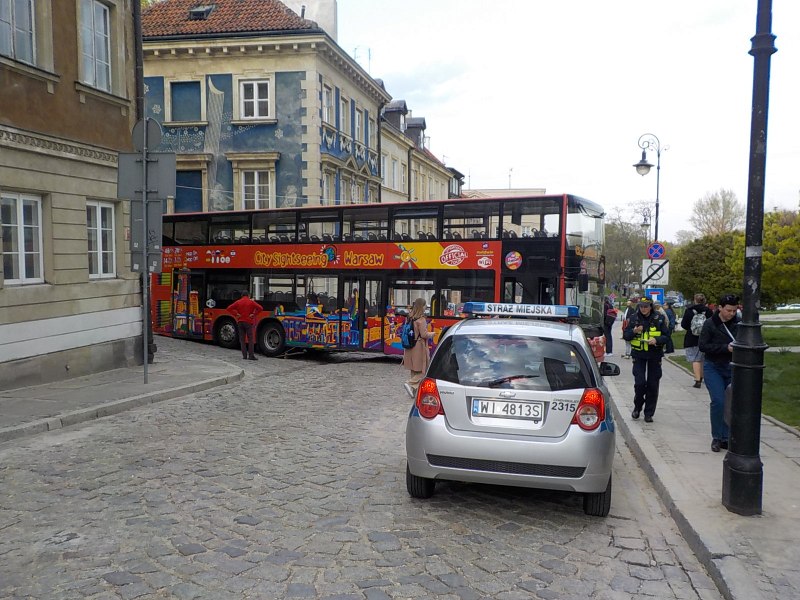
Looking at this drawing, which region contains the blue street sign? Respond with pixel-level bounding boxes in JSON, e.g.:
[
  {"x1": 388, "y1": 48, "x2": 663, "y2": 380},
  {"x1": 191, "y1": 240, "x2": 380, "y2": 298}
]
[
  {"x1": 647, "y1": 242, "x2": 665, "y2": 259},
  {"x1": 647, "y1": 242, "x2": 666, "y2": 260},
  {"x1": 645, "y1": 287, "x2": 665, "y2": 305}
]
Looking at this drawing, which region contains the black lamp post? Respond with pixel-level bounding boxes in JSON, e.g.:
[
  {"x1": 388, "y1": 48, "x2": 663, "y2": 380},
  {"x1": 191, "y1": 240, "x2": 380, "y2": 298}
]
[
  {"x1": 633, "y1": 134, "x2": 663, "y2": 243},
  {"x1": 723, "y1": 0, "x2": 775, "y2": 516}
]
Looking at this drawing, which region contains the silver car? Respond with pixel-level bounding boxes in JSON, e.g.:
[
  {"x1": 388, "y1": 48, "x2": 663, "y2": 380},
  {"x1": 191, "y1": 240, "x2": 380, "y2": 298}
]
[{"x1": 405, "y1": 303, "x2": 621, "y2": 516}]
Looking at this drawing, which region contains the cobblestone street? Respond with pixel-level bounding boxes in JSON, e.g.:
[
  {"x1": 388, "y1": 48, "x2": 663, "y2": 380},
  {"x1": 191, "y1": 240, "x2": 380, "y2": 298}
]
[{"x1": 0, "y1": 338, "x2": 722, "y2": 599}]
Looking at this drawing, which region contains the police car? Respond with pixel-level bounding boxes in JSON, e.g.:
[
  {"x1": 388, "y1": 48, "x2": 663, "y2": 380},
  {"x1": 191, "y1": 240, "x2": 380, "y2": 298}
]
[{"x1": 405, "y1": 303, "x2": 621, "y2": 517}]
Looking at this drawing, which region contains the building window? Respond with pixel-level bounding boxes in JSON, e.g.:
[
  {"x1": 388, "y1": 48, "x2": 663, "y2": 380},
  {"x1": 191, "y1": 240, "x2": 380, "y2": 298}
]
[
  {"x1": 0, "y1": 0, "x2": 34, "y2": 64},
  {"x1": 368, "y1": 117, "x2": 376, "y2": 148},
  {"x1": 322, "y1": 85, "x2": 333, "y2": 124},
  {"x1": 401, "y1": 163, "x2": 407, "y2": 193},
  {"x1": 170, "y1": 81, "x2": 202, "y2": 122},
  {"x1": 340, "y1": 96, "x2": 349, "y2": 134},
  {"x1": 381, "y1": 154, "x2": 388, "y2": 186},
  {"x1": 79, "y1": 0, "x2": 111, "y2": 92},
  {"x1": 355, "y1": 109, "x2": 363, "y2": 143},
  {"x1": 391, "y1": 159, "x2": 398, "y2": 190},
  {"x1": 322, "y1": 171, "x2": 334, "y2": 204},
  {"x1": 341, "y1": 176, "x2": 351, "y2": 203},
  {"x1": 86, "y1": 200, "x2": 115, "y2": 278},
  {"x1": 243, "y1": 170, "x2": 271, "y2": 209},
  {"x1": 241, "y1": 80, "x2": 270, "y2": 119},
  {"x1": 1, "y1": 192, "x2": 43, "y2": 284}
]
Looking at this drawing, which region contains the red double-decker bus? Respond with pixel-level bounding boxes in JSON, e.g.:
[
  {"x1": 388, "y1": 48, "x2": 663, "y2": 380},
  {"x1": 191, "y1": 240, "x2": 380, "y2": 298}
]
[{"x1": 151, "y1": 194, "x2": 606, "y2": 357}]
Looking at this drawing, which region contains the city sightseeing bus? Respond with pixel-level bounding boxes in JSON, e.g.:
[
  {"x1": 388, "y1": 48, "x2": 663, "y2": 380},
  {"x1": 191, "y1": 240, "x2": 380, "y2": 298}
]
[{"x1": 151, "y1": 194, "x2": 607, "y2": 358}]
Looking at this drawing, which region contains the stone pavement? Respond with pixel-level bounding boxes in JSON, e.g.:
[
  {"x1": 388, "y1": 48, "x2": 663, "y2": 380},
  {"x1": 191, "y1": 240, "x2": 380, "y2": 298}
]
[{"x1": 0, "y1": 332, "x2": 797, "y2": 600}]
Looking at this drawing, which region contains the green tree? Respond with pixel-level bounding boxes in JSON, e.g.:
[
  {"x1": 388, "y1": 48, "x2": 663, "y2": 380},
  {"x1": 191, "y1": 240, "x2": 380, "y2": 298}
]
[
  {"x1": 604, "y1": 218, "x2": 647, "y2": 293},
  {"x1": 728, "y1": 210, "x2": 800, "y2": 307},
  {"x1": 671, "y1": 232, "x2": 742, "y2": 303},
  {"x1": 690, "y1": 188, "x2": 745, "y2": 236}
]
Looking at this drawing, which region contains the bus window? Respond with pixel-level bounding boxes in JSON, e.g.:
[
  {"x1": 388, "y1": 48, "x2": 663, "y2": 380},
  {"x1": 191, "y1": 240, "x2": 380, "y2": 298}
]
[
  {"x1": 206, "y1": 272, "x2": 249, "y2": 308},
  {"x1": 443, "y1": 201, "x2": 500, "y2": 240},
  {"x1": 441, "y1": 271, "x2": 494, "y2": 312},
  {"x1": 264, "y1": 277, "x2": 296, "y2": 310},
  {"x1": 264, "y1": 210, "x2": 297, "y2": 243},
  {"x1": 501, "y1": 197, "x2": 561, "y2": 239},
  {"x1": 210, "y1": 215, "x2": 250, "y2": 245},
  {"x1": 174, "y1": 220, "x2": 208, "y2": 245},
  {"x1": 388, "y1": 275, "x2": 435, "y2": 315},
  {"x1": 299, "y1": 210, "x2": 340, "y2": 243},
  {"x1": 343, "y1": 206, "x2": 389, "y2": 241},
  {"x1": 391, "y1": 207, "x2": 438, "y2": 241}
]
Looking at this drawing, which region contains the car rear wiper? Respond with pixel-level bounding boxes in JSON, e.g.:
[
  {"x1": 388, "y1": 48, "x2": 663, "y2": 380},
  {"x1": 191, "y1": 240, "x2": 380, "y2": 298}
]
[{"x1": 478, "y1": 374, "x2": 540, "y2": 388}]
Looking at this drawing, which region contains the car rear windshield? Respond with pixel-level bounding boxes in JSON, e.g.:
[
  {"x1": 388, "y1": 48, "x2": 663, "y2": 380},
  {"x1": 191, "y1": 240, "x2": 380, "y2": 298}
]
[{"x1": 429, "y1": 334, "x2": 593, "y2": 391}]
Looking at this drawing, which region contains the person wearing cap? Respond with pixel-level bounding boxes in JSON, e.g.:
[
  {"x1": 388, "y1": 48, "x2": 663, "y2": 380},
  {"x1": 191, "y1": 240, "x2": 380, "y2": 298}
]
[
  {"x1": 622, "y1": 297, "x2": 671, "y2": 422},
  {"x1": 698, "y1": 293, "x2": 741, "y2": 453}
]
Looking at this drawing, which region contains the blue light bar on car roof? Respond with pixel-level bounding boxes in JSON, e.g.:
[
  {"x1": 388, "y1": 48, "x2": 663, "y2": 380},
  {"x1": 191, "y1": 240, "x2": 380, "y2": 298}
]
[{"x1": 462, "y1": 302, "x2": 579, "y2": 319}]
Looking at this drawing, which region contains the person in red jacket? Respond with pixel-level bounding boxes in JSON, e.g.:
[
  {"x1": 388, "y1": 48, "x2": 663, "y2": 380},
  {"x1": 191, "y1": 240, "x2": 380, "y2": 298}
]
[{"x1": 227, "y1": 290, "x2": 262, "y2": 360}]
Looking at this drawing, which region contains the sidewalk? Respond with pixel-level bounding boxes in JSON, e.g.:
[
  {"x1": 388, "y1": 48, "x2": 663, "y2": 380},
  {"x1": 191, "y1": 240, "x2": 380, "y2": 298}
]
[
  {"x1": 607, "y1": 331, "x2": 800, "y2": 600},
  {"x1": 0, "y1": 340, "x2": 243, "y2": 443}
]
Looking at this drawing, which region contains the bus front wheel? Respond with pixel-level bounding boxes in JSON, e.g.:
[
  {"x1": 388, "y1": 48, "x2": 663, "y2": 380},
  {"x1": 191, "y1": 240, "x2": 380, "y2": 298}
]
[
  {"x1": 258, "y1": 322, "x2": 286, "y2": 357},
  {"x1": 215, "y1": 318, "x2": 240, "y2": 350}
]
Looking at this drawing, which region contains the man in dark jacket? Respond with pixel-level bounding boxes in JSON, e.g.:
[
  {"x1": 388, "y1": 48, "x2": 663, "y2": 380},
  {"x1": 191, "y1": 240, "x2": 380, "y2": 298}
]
[
  {"x1": 623, "y1": 297, "x2": 671, "y2": 422},
  {"x1": 680, "y1": 293, "x2": 714, "y2": 388},
  {"x1": 698, "y1": 294, "x2": 740, "y2": 452}
]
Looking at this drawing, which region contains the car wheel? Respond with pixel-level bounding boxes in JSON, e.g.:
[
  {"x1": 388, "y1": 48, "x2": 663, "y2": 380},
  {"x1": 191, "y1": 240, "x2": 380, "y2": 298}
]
[
  {"x1": 583, "y1": 474, "x2": 612, "y2": 517},
  {"x1": 214, "y1": 318, "x2": 239, "y2": 350},
  {"x1": 258, "y1": 321, "x2": 286, "y2": 357},
  {"x1": 406, "y1": 463, "x2": 435, "y2": 498}
]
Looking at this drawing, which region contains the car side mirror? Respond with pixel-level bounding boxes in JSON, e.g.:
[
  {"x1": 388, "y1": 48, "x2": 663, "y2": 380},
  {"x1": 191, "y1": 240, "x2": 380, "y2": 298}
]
[{"x1": 599, "y1": 362, "x2": 621, "y2": 376}]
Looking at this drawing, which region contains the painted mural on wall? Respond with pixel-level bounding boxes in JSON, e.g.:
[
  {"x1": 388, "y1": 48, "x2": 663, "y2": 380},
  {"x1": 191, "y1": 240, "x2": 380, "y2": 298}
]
[{"x1": 144, "y1": 72, "x2": 305, "y2": 211}]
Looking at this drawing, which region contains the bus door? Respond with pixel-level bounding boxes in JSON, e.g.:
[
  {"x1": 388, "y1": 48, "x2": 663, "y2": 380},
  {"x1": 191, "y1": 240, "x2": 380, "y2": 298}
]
[
  {"x1": 341, "y1": 276, "x2": 383, "y2": 350},
  {"x1": 172, "y1": 268, "x2": 206, "y2": 339}
]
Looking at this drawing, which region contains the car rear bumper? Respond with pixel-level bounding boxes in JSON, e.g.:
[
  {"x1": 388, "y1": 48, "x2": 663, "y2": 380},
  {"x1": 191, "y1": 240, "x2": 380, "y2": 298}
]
[{"x1": 406, "y1": 415, "x2": 614, "y2": 494}]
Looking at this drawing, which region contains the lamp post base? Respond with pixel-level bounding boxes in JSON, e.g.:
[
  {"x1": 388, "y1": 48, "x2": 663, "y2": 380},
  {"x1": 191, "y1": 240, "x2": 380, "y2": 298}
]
[{"x1": 722, "y1": 451, "x2": 763, "y2": 515}]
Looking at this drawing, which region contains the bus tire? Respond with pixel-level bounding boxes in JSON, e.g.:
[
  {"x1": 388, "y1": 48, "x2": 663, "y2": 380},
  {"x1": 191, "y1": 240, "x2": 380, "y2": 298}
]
[
  {"x1": 258, "y1": 321, "x2": 286, "y2": 357},
  {"x1": 214, "y1": 318, "x2": 240, "y2": 350}
]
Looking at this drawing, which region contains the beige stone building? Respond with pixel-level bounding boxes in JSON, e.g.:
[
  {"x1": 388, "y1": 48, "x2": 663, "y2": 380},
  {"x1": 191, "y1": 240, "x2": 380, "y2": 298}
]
[
  {"x1": 0, "y1": 0, "x2": 141, "y2": 390},
  {"x1": 380, "y1": 100, "x2": 456, "y2": 204}
]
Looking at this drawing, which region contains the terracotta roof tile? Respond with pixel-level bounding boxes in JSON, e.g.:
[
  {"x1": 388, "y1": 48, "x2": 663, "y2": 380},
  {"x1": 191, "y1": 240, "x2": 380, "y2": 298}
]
[{"x1": 142, "y1": 0, "x2": 317, "y2": 38}]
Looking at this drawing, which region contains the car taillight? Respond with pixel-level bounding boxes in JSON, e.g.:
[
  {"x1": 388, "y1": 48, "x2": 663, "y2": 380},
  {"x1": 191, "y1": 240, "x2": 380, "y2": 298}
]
[
  {"x1": 416, "y1": 378, "x2": 444, "y2": 419},
  {"x1": 571, "y1": 388, "x2": 606, "y2": 431}
]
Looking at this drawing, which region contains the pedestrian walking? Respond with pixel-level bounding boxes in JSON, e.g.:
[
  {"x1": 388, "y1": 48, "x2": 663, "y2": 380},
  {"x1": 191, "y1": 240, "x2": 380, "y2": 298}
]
[
  {"x1": 603, "y1": 296, "x2": 618, "y2": 357},
  {"x1": 621, "y1": 298, "x2": 637, "y2": 358},
  {"x1": 664, "y1": 300, "x2": 678, "y2": 354},
  {"x1": 680, "y1": 293, "x2": 714, "y2": 388},
  {"x1": 227, "y1": 290, "x2": 262, "y2": 360},
  {"x1": 623, "y1": 297, "x2": 671, "y2": 422},
  {"x1": 698, "y1": 294, "x2": 740, "y2": 453},
  {"x1": 401, "y1": 297, "x2": 433, "y2": 393}
]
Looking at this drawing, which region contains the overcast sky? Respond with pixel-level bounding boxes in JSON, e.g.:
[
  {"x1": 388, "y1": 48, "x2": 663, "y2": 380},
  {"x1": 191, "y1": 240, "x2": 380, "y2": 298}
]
[{"x1": 336, "y1": 0, "x2": 800, "y2": 242}]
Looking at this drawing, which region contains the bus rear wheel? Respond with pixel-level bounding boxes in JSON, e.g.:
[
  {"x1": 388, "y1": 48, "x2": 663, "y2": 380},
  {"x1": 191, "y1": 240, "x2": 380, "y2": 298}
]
[
  {"x1": 258, "y1": 321, "x2": 286, "y2": 357},
  {"x1": 215, "y1": 318, "x2": 240, "y2": 350}
]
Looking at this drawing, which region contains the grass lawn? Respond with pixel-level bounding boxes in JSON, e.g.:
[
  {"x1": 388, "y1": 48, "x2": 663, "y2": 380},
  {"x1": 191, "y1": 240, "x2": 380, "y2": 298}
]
[
  {"x1": 668, "y1": 353, "x2": 800, "y2": 429},
  {"x1": 670, "y1": 324, "x2": 800, "y2": 349}
]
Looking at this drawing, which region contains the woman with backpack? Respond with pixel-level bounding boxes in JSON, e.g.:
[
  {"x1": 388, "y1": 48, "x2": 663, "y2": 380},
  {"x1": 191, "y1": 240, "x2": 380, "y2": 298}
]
[
  {"x1": 680, "y1": 293, "x2": 714, "y2": 388},
  {"x1": 401, "y1": 298, "x2": 433, "y2": 392}
]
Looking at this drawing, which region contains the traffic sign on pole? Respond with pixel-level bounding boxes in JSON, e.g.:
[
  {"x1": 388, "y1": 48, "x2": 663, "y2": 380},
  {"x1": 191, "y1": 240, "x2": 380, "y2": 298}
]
[{"x1": 647, "y1": 242, "x2": 666, "y2": 260}]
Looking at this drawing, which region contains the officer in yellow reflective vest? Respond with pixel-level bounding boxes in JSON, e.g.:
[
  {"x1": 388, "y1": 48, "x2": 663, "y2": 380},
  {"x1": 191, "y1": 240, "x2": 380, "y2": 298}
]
[{"x1": 622, "y1": 296, "x2": 671, "y2": 422}]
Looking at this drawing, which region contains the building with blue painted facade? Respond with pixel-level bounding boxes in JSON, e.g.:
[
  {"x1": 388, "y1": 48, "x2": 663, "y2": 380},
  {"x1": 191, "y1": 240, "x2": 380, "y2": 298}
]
[{"x1": 142, "y1": 0, "x2": 391, "y2": 213}]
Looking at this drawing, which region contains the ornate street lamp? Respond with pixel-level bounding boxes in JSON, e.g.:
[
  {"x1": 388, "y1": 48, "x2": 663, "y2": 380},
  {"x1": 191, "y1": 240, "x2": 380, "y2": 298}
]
[{"x1": 633, "y1": 134, "x2": 664, "y2": 243}]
